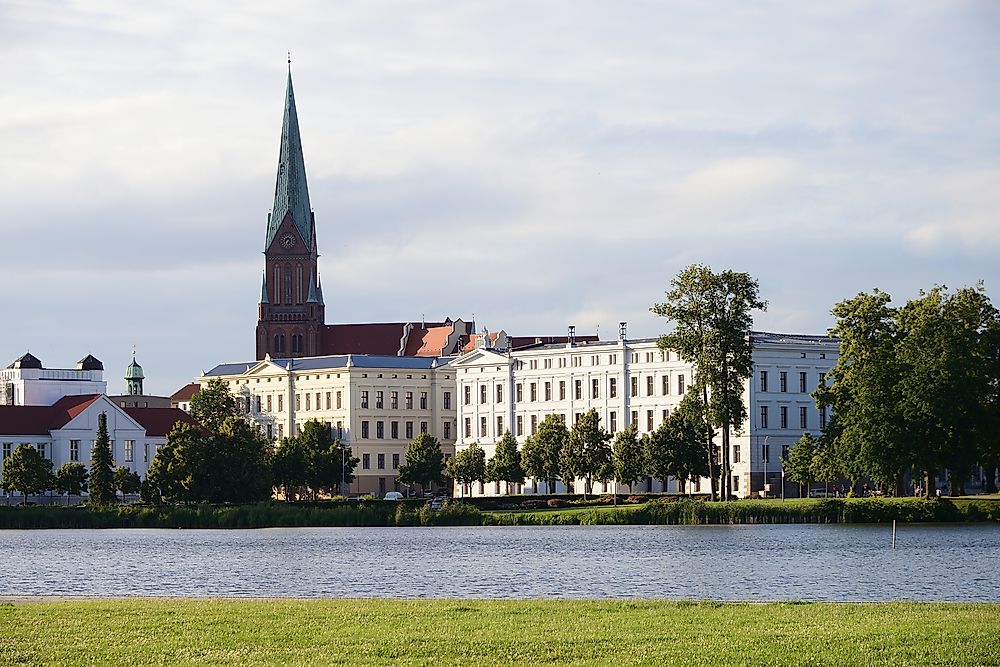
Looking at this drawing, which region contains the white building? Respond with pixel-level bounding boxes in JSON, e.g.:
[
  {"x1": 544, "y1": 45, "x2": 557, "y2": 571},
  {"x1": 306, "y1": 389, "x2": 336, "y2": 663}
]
[
  {"x1": 450, "y1": 330, "x2": 839, "y2": 498},
  {"x1": 200, "y1": 353, "x2": 458, "y2": 496},
  {"x1": 1, "y1": 353, "x2": 107, "y2": 406}
]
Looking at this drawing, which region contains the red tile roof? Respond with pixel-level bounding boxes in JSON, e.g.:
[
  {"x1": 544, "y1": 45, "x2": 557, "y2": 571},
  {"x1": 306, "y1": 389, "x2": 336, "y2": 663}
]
[
  {"x1": 321, "y1": 323, "x2": 408, "y2": 355},
  {"x1": 0, "y1": 394, "x2": 103, "y2": 435},
  {"x1": 170, "y1": 383, "x2": 200, "y2": 402},
  {"x1": 123, "y1": 407, "x2": 201, "y2": 437}
]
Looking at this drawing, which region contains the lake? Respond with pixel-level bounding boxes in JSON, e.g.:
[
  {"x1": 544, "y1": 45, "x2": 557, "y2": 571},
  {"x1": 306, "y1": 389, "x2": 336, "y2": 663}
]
[{"x1": 1, "y1": 524, "x2": 997, "y2": 601}]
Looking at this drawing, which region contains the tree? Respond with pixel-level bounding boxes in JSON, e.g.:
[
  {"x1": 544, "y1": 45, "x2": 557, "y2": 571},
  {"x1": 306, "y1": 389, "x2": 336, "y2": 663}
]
[
  {"x1": 189, "y1": 378, "x2": 238, "y2": 432},
  {"x1": 212, "y1": 416, "x2": 275, "y2": 502},
  {"x1": 397, "y1": 432, "x2": 445, "y2": 494},
  {"x1": 113, "y1": 466, "x2": 142, "y2": 502},
  {"x1": 54, "y1": 462, "x2": 88, "y2": 502},
  {"x1": 485, "y1": 431, "x2": 525, "y2": 495},
  {"x1": 273, "y1": 420, "x2": 356, "y2": 499},
  {"x1": 88, "y1": 411, "x2": 116, "y2": 505},
  {"x1": 561, "y1": 409, "x2": 611, "y2": 497},
  {"x1": 653, "y1": 264, "x2": 766, "y2": 500},
  {"x1": 611, "y1": 424, "x2": 645, "y2": 494},
  {"x1": 448, "y1": 443, "x2": 487, "y2": 497},
  {"x1": 521, "y1": 415, "x2": 566, "y2": 494},
  {"x1": 646, "y1": 396, "x2": 712, "y2": 495},
  {"x1": 783, "y1": 433, "x2": 818, "y2": 498},
  {"x1": 1, "y1": 444, "x2": 53, "y2": 504}
]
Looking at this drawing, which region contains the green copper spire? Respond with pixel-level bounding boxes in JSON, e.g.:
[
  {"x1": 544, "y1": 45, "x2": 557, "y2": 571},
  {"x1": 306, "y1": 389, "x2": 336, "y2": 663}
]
[
  {"x1": 125, "y1": 352, "x2": 144, "y2": 396},
  {"x1": 265, "y1": 68, "x2": 313, "y2": 251}
]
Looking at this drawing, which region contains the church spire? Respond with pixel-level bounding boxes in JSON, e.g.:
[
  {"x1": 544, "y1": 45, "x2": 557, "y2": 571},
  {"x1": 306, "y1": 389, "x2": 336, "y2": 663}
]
[{"x1": 265, "y1": 66, "x2": 313, "y2": 251}]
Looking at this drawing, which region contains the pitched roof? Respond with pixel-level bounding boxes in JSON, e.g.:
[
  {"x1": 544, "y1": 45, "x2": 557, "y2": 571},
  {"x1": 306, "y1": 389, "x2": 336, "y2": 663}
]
[
  {"x1": 7, "y1": 352, "x2": 42, "y2": 370},
  {"x1": 0, "y1": 394, "x2": 103, "y2": 435},
  {"x1": 321, "y1": 323, "x2": 408, "y2": 355},
  {"x1": 170, "y1": 383, "x2": 201, "y2": 402},
  {"x1": 123, "y1": 407, "x2": 200, "y2": 437},
  {"x1": 265, "y1": 70, "x2": 313, "y2": 251}
]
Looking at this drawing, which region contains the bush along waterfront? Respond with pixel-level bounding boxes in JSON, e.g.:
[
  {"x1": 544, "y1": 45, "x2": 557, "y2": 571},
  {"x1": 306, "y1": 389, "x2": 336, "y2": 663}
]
[{"x1": 0, "y1": 496, "x2": 997, "y2": 529}]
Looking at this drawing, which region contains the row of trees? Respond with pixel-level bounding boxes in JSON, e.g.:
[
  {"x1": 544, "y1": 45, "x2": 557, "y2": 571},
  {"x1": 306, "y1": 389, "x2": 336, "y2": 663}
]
[
  {"x1": 447, "y1": 398, "x2": 710, "y2": 496},
  {"x1": 787, "y1": 284, "x2": 1000, "y2": 497},
  {"x1": 0, "y1": 412, "x2": 141, "y2": 505}
]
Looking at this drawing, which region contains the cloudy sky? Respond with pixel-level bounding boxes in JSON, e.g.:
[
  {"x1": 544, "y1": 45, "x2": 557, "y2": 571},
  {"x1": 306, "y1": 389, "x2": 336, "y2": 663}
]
[{"x1": 2, "y1": 1, "x2": 998, "y2": 396}]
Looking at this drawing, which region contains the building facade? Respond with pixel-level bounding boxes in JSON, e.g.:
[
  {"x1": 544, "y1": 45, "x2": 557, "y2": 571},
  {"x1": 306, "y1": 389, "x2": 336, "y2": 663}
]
[
  {"x1": 2, "y1": 353, "x2": 107, "y2": 406},
  {"x1": 450, "y1": 331, "x2": 839, "y2": 498},
  {"x1": 201, "y1": 354, "x2": 458, "y2": 496}
]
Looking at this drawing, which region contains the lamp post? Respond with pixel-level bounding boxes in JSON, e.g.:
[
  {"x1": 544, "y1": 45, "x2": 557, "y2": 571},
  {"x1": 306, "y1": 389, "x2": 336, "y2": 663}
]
[{"x1": 762, "y1": 435, "x2": 769, "y2": 499}]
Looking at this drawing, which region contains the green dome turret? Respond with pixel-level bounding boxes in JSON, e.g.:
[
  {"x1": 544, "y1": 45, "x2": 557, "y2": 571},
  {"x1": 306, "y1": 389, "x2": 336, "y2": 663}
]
[{"x1": 125, "y1": 353, "x2": 144, "y2": 396}]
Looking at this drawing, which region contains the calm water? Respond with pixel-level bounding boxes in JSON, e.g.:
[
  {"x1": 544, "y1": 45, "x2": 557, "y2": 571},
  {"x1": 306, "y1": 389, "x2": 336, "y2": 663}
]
[{"x1": 1, "y1": 524, "x2": 998, "y2": 601}]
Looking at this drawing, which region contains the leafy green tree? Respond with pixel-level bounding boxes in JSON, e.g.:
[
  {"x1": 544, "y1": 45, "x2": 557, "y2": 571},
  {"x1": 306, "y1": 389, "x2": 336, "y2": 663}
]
[
  {"x1": 653, "y1": 264, "x2": 766, "y2": 500},
  {"x1": 611, "y1": 424, "x2": 645, "y2": 493},
  {"x1": 561, "y1": 409, "x2": 610, "y2": 497},
  {"x1": 521, "y1": 415, "x2": 566, "y2": 493},
  {"x1": 54, "y1": 462, "x2": 88, "y2": 501},
  {"x1": 448, "y1": 443, "x2": 487, "y2": 497},
  {"x1": 485, "y1": 431, "x2": 524, "y2": 495},
  {"x1": 189, "y1": 378, "x2": 238, "y2": 432},
  {"x1": 273, "y1": 420, "x2": 355, "y2": 499},
  {"x1": 810, "y1": 440, "x2": 841, "y2": 497},
  {"x1": 783, "y1": 432, "x2": 818, "y2": 498},
  {"x1": 646, "y1": 396, "x2": 712, "y2": 495},
  {"x1": 1, "y1": 444, "x2": 53, "y2": 504},
  {"x1": 113, "y1": 466, "x2": 142, "y2": 502},
  {"x1": 397, "y1": 432, "x2": 445, "y2": 494},
  {"x1": 88, "y1": 411, "x2": 116, "y2": 505}
]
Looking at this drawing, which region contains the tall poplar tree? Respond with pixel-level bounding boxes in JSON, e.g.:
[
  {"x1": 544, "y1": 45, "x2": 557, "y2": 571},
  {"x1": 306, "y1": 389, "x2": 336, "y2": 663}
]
[
  {"x1": 652, "y1": 264, "x2": 766, "y2": 500},
  {"x1": 88, "y1": 411, "x2": 116, "y2": 505}
]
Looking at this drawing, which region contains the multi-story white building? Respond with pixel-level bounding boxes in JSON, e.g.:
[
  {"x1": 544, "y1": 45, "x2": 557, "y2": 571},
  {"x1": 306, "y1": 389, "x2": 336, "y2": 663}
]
[
  {"x1": 450, "y1": 330, "x2": 839, "y2": 498},
  {"x1": 200, "y1": 353, "x2": 458, "y2": 496},
  {"x1": 2, "y1": 353, "x2": 107, "y2": 406}
]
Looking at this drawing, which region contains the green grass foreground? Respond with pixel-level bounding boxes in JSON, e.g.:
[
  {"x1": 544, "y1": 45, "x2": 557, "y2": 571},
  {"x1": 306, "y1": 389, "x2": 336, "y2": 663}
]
[
  {"x1": 0, "y1": 497, "x2": 998, "y2": 529},
  {"x1": 0, "y1": 599, "x2": 997, "y2": 666}
]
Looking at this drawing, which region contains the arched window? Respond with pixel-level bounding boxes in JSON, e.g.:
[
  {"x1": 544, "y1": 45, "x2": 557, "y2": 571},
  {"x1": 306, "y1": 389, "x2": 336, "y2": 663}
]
[
  {"x1": 273, "y1": 266, "x2": 280, "y2": 304},
  {"x1": 284, "y1": 264, "x2": 292, "y2": 304},
  {"x1": 273, "y1": 334, "x2": 280, "y2": 352},
  {"x1": 296, "y1": 264, "x2": 303, "y2": 304},
  {"x1": 292, "y1": 334, "x2": 303, "y2": 354}
]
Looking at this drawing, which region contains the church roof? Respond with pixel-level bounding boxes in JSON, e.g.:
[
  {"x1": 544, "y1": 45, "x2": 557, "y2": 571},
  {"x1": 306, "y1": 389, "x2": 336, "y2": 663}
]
[{"x1": 265, "y1": 69, "x2": 313, "y2": 251}]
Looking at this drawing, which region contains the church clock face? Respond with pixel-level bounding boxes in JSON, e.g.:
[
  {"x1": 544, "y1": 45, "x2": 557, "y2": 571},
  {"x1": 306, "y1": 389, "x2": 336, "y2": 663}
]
[{"x1": 280, "y1": 233, "x2": 295, "y2": 249}]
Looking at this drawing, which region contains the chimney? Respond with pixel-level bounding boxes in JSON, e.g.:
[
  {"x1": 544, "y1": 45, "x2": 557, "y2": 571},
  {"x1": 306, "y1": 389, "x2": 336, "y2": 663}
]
[
  {"x1": 619, "y1": 322, "x2": 627, "y2": 341},
  {"x1": 567, "y1": 325, "x2": 576, "y2": 347}
]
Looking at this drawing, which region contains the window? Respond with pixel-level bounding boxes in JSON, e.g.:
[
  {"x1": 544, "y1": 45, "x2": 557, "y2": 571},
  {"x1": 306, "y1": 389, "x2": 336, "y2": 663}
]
[
  {"x1": 631, "y1": 410, "x2": 638, "y2": 427},
  {"x1": 592, "y1": 379, "x2": 599, "y2": 399},
  {"x1": 326, "y1": 392, "x2": 331, "y2": 409},
  {"x1": 362, "y1": 421, "x2": 370, "y2": 439},
  {"x1": 574, "y1": 412, "x2": 582, "y2": 424},
  {"x1": 391, "y1": 422, "x2": 399, "y2": 439},
  {"x1": 733, "y1": 475, "x2": 740, "y2": 492},
  {"x1": 516, "y1": 384, "x2": 523, "y2": 402},
  {"x1": 733, "y1": 445, "x2": 741, "y2": 463},
  {"x1": 464, "y1": 418, "x2": 472, "y2": 438},
  {"x1": 443, "y1": 392, "x2": 451, "y2": 410},
  {"x1": 762, "y1": 444, "x2": 770, "y2": 464},
  {"x1": 646, "y1": 376, "x2": 654, "y2": 396},
  {"x1": 516, "y1": 415, "x2": 523, "y2": 436},
  {"x1": 267, "y1": 395, "x2": 272, "y2": 412},
  {"x1": 390, "y1": 391, "x2": 398, "y2": 409},
  {"x1": 800, "y1": 406, "x2": 808, "y2": 429},
  {"x1": 278, "y1": 394, "x2": 284, "y2": 412},
  {"x1": 530, "y1": 383, "x2": 537, "y2": 401},
  {"x1": 306, "y1": 393, "x2": 311, "y2": 411},
  {"x1": 480, "y1": 417, "x2": 487, "y2": 437},
  {"x1": 362, "y1": 453, "x2": 370, "y2": 469},
  {"x1": 662, "y1": 375, "x2": 669, "y2": 395},
  {"x1": 760, "y1": 371, "x2": 768, "y2": 393},
  {"x1": 36, "y1": 442, "x2": 47, "y2": 459},
  {"x1": 799, "y1": 372, "x2": 807, "y2": 393},
  {"x1": 609, "y1": 411, "x2": 617, "y2": 434},
  {"x1": 480, "y1": 385, "x2": 487, "y2": 404},
  {"x1": 295, "y1": 394, "x2": 301, "y2": 410},
  {"x1": 780, "y1": 406, "x2": 788, "y2": 429},
  {"x1": 70, "y1": 440, "x2": 80, "y2": 462},
  {"x1": 361, "y1": 391, "x2": 369, "y2": 409},
  {"x1": 779, "y1": 371, "x2": 787, "y2": 393},
  {"x1": 257, "y1": 395, "x2": 263, "y2": 413},
  {"x1": 609, "y1": 378, "x2": 617, "y2": 398},
  {"x1": 336, "y1": 391, "x2": 342, "y2": 409},
  {"x1": 559, "y1": 381, "x2": 566, "y2": 400},
  {"x1": 420, "y1": 392, "x2": 428, "y2": 410},
  {"x1": 393, "y1": 453, "x2": 400, "y2": 469},
  {"x1": 406, "y1": 422, "x2": 414, "y2": 439},
  {"x1": 820, "y1": 407, "x2": 827, "y2": 430},
  {"x1": 544, "y1": 382, "x2": 552, "y2": 401},
  {"x1": 782, "y1": 444, "x2": 789, "y2": 460},
  {"x1": 530, "y1": 415, "x2": 538, "y2": 435},
  {"x1": 631, "y1": 377, "x2": 638, "y2": 397},
  {"x1": 817, "y1": 372, "x2": 825, "y2": 388},
  {"x1": 575, "y1": 380, "x2": 582, "y2": 400},
  {"x1": 496, "y1": 384, "x2": 503, "y2": 403},
  {"x1": 646, "y1": 410, "x2": 654, "y2": 431},
  {"x1": 144, "y1": 442, "x2": 150, "y2": 463},
  {"x1": 377, "y1": 453, "x2": 385, "y2": 469},
  {"x1": 760, "y1": 406, "x2": 768, "y2": 429},
  {"x1": 376, "y1": 391, "x2": 384, "y2": 409},
  {"x1": 124, "y1": 440, "x2": 134, "y2": 463},
  {"x1": 336, "y1": 421, "x2": 343, "y2": 439},
  {"x1": 662, "y1": 409, "x2": 668, "y2": 422},
  {"x1": 406, "y1": 391, "x2": 414, "y2": 409},
  {"x1": 277, "y1": 424, "x2": 283, "y2": 439},
  {"x1": 678, "y1": 375, "x2": 685, "y2": 394},
  {"x1": 376, "y1": 421, "x2": 385, "y2": 439},
  {"x1": 420, "y1": 421, "x2": 428, "y2": 434},
  {"x1": 496, "y1": 416, "x2": 503, "y2": 435}
]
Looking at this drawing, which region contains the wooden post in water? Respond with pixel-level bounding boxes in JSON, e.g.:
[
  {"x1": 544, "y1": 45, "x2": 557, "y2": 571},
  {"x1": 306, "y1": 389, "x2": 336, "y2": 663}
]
[{"x1": 892, "y1": 520, "x2": 896, "y2": 549}]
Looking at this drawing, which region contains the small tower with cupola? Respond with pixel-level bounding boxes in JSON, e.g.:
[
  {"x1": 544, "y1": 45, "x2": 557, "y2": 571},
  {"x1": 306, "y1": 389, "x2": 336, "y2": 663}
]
[{"x1": 125, "y1": 353, "x2": 144, "y2": 396}]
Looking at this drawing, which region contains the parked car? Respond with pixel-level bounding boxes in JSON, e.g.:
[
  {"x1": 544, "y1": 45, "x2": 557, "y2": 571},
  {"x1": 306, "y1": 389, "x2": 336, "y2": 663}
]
[{"x1": 383, "y1": 491, "x2": 404, "y2": 501}]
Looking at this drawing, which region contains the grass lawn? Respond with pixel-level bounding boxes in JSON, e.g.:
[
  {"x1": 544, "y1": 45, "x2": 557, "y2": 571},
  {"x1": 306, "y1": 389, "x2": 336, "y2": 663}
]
[{"x1": 1, "y1": 599, "x2": 997, "y2": 666}]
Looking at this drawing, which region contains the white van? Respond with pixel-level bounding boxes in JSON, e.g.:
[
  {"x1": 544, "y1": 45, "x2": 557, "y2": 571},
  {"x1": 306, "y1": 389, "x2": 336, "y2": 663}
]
[{"x1": 383, "y1": 491, "x2": 404, "y2": 501}]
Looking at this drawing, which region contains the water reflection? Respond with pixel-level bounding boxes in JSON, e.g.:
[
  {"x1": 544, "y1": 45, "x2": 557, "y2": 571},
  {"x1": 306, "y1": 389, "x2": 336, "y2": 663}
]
[{"x1": 1, "y1": 524, "x2": 997, "y2": 601}]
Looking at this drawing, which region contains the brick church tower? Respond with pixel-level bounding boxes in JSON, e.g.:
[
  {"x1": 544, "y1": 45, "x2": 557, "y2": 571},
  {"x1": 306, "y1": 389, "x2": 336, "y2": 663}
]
[{"x1": 256, "y1": 66, "x2": 325, "y2": 360}]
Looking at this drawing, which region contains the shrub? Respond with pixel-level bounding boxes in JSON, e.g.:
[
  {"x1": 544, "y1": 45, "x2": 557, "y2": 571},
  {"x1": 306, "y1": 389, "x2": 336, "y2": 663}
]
[
  {"x1": 547, "y1": 499, "x2": 568, "y2": 508},
  {"x1": 624, "y1": 495, "x2": 648, "y2": 504}
]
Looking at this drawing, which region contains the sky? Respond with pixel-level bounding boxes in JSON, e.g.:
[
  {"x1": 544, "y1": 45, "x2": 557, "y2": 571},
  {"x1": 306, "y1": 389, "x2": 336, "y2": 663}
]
[{"x1": 2, "y1": 1, "x2": 998, "y2": 396}]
